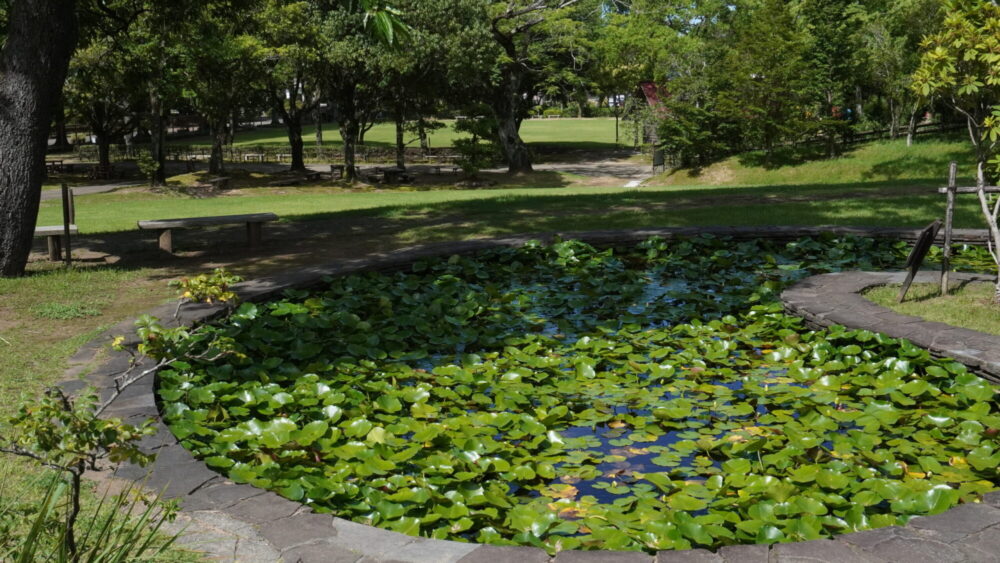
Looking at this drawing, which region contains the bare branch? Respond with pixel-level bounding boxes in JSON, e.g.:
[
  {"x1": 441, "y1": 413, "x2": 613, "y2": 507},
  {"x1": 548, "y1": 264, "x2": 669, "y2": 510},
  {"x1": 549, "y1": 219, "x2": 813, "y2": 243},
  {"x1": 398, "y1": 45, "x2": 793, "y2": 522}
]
[
  {"x1": 0, "y1": 446, "x2": 73, "y2": 473},
  {"x1": 96, "y1": 358, "x2": 172, "y2": 416}
]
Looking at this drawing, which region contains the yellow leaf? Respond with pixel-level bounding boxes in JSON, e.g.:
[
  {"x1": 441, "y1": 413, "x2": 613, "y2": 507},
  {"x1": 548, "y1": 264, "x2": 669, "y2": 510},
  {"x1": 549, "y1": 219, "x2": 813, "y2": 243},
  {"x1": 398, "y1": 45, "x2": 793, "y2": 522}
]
[{"x1": 541, "y1": 485, "x2": 579, "y2": 499}]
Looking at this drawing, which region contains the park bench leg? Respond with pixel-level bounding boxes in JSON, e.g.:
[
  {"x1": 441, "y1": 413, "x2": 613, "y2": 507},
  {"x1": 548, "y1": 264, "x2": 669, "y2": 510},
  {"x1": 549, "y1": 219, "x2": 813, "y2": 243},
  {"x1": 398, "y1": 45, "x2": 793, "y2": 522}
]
[
  {"x1": 46, "y1": 235, "x2": 62, "y2": 261},
  {"x1": 247, "y1": 222, "x2": 263, "y2": 247},
  {"x1": 158, "y1": 229, "x2": 174, "y2": 253}
]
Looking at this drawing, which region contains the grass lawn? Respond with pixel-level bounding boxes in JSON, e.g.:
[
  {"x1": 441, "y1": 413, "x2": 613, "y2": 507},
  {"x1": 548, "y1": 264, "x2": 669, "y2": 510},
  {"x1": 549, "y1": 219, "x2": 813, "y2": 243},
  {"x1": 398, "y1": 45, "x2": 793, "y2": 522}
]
[
  {"x1": 865, "y1": 282, "x2": 1000, "y2": 336},
  {"x1": 181, "y1": 117, "x2": 622, "y2": 150},
  {"x1": 36, "y1": 176, "x2": 989, "y2": 239},
  {"x1": 652, "y1": 136, "x2": 976, "y2": 188}
]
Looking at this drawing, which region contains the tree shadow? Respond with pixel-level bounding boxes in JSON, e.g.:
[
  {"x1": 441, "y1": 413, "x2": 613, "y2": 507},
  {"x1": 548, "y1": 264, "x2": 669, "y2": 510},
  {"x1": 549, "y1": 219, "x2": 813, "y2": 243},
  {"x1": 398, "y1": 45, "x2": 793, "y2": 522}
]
[
  {"x1": 860, "y1": 148, "x2": 976, "y2": 182},
  {"x1": 40, "y1": 177, "x2": 980, "y2": 282},
  {"x1": 736, "y1": 143, "x2": 858, "y2": 170}
]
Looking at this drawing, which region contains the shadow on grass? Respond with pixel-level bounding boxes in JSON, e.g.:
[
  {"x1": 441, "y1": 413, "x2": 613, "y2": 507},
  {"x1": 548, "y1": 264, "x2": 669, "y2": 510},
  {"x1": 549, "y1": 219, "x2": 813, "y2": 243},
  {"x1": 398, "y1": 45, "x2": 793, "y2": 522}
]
[
  {"x1": 860, "y1": 147, "x2": 977, "y2": 182},
  {"x1": 736, "y1": 143, "x2": 860, "y2": 170},
  {"x1": 50, "y1": 176, "x2": 984, "y2": 281}
]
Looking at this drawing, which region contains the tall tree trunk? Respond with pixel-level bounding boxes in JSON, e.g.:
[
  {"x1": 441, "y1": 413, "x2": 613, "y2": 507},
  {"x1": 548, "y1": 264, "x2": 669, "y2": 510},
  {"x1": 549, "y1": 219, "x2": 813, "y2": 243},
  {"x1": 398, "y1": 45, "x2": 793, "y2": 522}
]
[
  {"x1": 286, "y1": 114, "x2": 305, "y2": 172},
  {"x1": 906, "y1": 107, "x2": 919, "y2": 147},
  {"x1": 888, "y1": 98, "x2": 899, "y2": 139},
  {"x1": 490, "y1": 75, "x2": 532, "y2": 174},
  {"x1": 96, "y1": 132, "x2": 111, "y2": 168},
  {"x1": 418, "y1": 118, "x2": 429, "y2": 152},
  {"x1": 208, "y1": 121, "x2": 226, "y2": 175},
  {"x1": 394, "y1": 112, "x2": 405, "y2": 170},
  {"x1": 341, "y1": 118, "x2": 359, "y2": 181},
  {"x1": 496, "y1": 114, "x2": 532, "y2": 173},
  {"x1": 315, "y1": 110, "x2": 323, "y2": 146},
  {"x1": 52, "y1": 96, "x2": 72, "y2": 151},
  {"x1": 337, "y1": 86, "x2": 360, "y2": 181},
  {"x1": 0, "y1": 0, "x2": 78, "y2": 276},
  {"x1": 149, "y1": 91, "x2": 167, "y2": 185}
]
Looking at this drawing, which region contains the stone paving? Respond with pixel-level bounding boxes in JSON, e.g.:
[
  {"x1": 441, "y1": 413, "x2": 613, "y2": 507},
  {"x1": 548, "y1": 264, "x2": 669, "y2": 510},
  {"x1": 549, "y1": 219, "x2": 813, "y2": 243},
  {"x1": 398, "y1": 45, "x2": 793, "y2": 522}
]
[
  {"x1": 782, "y1": 270, "x2": 1000, "y2": 383},
  {"x1": 67, "y1": 229, "x2": 1000, "y2": 562}
]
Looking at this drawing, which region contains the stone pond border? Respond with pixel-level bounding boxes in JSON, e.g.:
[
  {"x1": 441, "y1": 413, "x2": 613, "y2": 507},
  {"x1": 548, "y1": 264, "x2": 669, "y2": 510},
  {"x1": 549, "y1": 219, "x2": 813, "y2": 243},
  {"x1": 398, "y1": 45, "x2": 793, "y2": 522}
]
[
  {"x1": 782, "y1": 270, "x2": 1000, "y2": 384},
  {"x1": 62, "y1": 226, "x2": 1000, "y2": 562}
]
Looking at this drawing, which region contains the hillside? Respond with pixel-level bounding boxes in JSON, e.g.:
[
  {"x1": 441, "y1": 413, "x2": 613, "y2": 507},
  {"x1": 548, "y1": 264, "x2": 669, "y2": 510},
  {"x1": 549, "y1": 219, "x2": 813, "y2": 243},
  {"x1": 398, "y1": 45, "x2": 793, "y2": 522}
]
[{"x1": 648, "y1": 136, "x2": 978, "y2": 189}]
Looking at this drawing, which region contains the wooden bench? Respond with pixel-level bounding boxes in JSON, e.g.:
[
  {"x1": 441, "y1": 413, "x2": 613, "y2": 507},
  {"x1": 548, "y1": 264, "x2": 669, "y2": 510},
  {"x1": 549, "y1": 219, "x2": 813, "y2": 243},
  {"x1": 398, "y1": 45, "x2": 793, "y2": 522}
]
[
  {"x1": 267, "y1": 171, "x2": 321, "y2": 187},
  {"x1": 88, "y1": 163, "x2": 117, "y2": 180},
  {"x1": 206, "y1": 176, "x2": 230, "y2": 190},
  {"x1": 137, "y1": 213, "x2": 278, "y2": 253},
  {"x1": 35, "y1": 225, "x2": 78, "y2": 261}
]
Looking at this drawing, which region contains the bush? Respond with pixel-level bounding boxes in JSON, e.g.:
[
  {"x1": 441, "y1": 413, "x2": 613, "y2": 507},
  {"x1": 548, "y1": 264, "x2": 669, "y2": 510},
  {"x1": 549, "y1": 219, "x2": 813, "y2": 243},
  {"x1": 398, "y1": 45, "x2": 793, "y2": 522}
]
[
  {"x1": 541, "y1": 108, "x2": 564, "y2": 118},
  {"x1": 657, "y1": 100, "x2": 737, "y2": 167},
  {"x1": 452, "y1": 116, "x2": 502, "y2": 178}
]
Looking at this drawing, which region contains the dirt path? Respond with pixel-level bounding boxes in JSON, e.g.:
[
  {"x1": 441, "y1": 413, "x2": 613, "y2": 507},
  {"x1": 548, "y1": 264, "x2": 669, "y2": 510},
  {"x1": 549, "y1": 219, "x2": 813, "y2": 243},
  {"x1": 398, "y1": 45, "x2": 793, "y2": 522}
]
[{"x1": 40, "y1": 181, "x2": 143, "y2": 200}]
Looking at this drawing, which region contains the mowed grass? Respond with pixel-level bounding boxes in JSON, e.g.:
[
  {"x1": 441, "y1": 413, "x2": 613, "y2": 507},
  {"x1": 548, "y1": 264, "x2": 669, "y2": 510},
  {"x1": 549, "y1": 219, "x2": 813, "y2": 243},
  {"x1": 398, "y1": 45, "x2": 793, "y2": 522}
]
[
  {"x1": 183, "y1": 117, "x2": 621, "y2": 149},
  {"x1": 865, "y1": 282, "x2": 1000, "y2": 336},
  {"x1": 37, "y1": 176, "x2": 989, "y2": 238},
  {"x1": 651, "y1": 137, "x2": 976, "y2": 188}
]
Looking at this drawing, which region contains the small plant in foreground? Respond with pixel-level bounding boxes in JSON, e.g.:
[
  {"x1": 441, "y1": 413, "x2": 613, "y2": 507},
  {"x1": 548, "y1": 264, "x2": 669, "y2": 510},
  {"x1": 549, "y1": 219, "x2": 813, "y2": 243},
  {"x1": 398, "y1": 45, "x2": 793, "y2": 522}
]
[
  {"x1": 168, "y1": 268, "x2": 242, "y2": 305},
  {"x1": 168, "y1": 268, "x2": 243, "y2": 319},
  {"x1": 0, "y1": 387, "x2": 172, "y2": 560}
]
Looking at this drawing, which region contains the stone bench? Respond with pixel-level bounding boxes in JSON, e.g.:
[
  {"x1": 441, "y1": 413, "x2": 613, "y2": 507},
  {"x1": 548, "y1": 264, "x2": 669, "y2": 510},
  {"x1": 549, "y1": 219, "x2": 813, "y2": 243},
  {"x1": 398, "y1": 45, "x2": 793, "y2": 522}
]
[
  {"x1": 34, "y1": 225, "x2": 78, "y2": 261},
  {"x1": 137, "y1": 213, "x2": 278, "y2": 253}
]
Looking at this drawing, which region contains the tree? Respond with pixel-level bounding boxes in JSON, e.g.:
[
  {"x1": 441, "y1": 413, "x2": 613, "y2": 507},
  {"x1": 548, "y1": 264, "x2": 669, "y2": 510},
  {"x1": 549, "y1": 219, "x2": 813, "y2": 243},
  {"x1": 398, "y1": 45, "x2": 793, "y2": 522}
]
[
  {"x1": 369, "y1": 0, "x2": 492, "y2": 169},
  {"x1": 258, "y1": 0, "x2": 328, "y2": 172},
  {"x1": 0, "y1": 0, "x2": 78, "y2": 277},
  {"x1": 324, "y1": 9, "x2": 381, "y2": 180},
  {"x1": 64, "y1": 39, "x2": 143, "y2": 169},
  {"x1": 854, "y1": 0, "x2": 941, "y2": 143},
  {"x1": 913, "y1": 0, "x2": 1000, "y2": 169},
  {"x1": 715, "y1": 0, "x2": 814, "y2": 156},
  {"x1": 182, "y1": 4, "x2": 263, "y2": 175},
  {"x1": 486, "y1": 0, "x2": 583, "y2": 173},
  {"x1": 913, "y1": 0, "x2": 1000, "y2": 300}
]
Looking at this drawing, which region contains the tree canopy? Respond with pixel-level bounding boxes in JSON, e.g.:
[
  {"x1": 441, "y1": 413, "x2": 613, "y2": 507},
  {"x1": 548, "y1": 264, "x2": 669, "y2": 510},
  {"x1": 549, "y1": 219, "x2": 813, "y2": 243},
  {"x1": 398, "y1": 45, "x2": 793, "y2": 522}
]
[{"x1": 2, "y1": 0, "x2": 1000, "y2": 276}]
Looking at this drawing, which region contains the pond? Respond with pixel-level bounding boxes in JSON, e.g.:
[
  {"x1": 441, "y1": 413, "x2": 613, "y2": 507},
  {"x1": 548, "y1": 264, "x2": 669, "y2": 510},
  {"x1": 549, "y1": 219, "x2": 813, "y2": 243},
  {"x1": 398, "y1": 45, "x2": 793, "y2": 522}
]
[{"x1": 156, "y1": 235, "x2": 1000, "y2": 553}]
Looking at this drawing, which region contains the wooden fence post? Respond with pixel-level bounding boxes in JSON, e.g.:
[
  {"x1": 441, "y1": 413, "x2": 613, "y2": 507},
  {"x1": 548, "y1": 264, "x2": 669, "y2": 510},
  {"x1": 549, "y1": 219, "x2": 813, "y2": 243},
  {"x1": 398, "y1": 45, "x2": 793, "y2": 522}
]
[
  {"x1": 61, "y1": 183, "x2": 73, "y2": 267},
  {"x1": 941, "y1": 161, "x2": 957, "y2": 295}
]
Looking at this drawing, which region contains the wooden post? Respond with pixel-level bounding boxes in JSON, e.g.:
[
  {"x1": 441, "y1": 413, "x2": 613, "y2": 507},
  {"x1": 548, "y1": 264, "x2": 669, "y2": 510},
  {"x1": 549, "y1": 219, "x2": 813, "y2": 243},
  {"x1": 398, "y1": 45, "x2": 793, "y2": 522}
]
[
  {"x1": 158, "y1": 229, "x2": 173, "y2": 253},
  {"x1": 61, "y1": 183, "x2": 72, "y2": 267},
  {"x1": 47, "y1": 236, "x2": 62, "y2": 261},
  {"x1": 247, "y1": 222, "x2": 262, "y2": 247},
  {"x1": 941, "y1": 161, "x2": 957, "y2": 294}
]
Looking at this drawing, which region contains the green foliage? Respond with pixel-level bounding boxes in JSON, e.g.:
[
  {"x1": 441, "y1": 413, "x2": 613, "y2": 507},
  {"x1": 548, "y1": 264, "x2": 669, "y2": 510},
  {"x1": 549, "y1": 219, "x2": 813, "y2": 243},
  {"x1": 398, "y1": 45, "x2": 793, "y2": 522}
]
[
  {"x1": 912, "y1": 0, "x2": 1000, "y2": 169},
  {"x1": 3, "y1": 389, "x2": 155, "y2": 477},
  {"x1": 0, "y1": 387, "x2": 162, "y2": 559},
  {"x1": 150, "y1": 236, "x2": 999, "y2": 553},
  {"x1": 657, "y1": 101, "x2": 735, "y2": 167},
  {"x1": 136, "y1": 150, "x2": 160, "y2": 186},
  {"x1": 168, "y1": 268, "x2": 243, "y2": 305},
  {"x1": 0, "y1": 476, "x2": 182, "y2": 563},
  {"x1": 452, "y1": 116, "x2": 502, "y2": 177}
]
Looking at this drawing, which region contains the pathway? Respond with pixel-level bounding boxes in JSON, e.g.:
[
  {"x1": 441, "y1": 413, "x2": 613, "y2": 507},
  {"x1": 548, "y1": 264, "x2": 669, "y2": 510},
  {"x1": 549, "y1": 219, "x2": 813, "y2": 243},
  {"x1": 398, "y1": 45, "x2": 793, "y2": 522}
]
[{"x1": 41, "y1": 181, "x2": 143, "y2": 201}]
